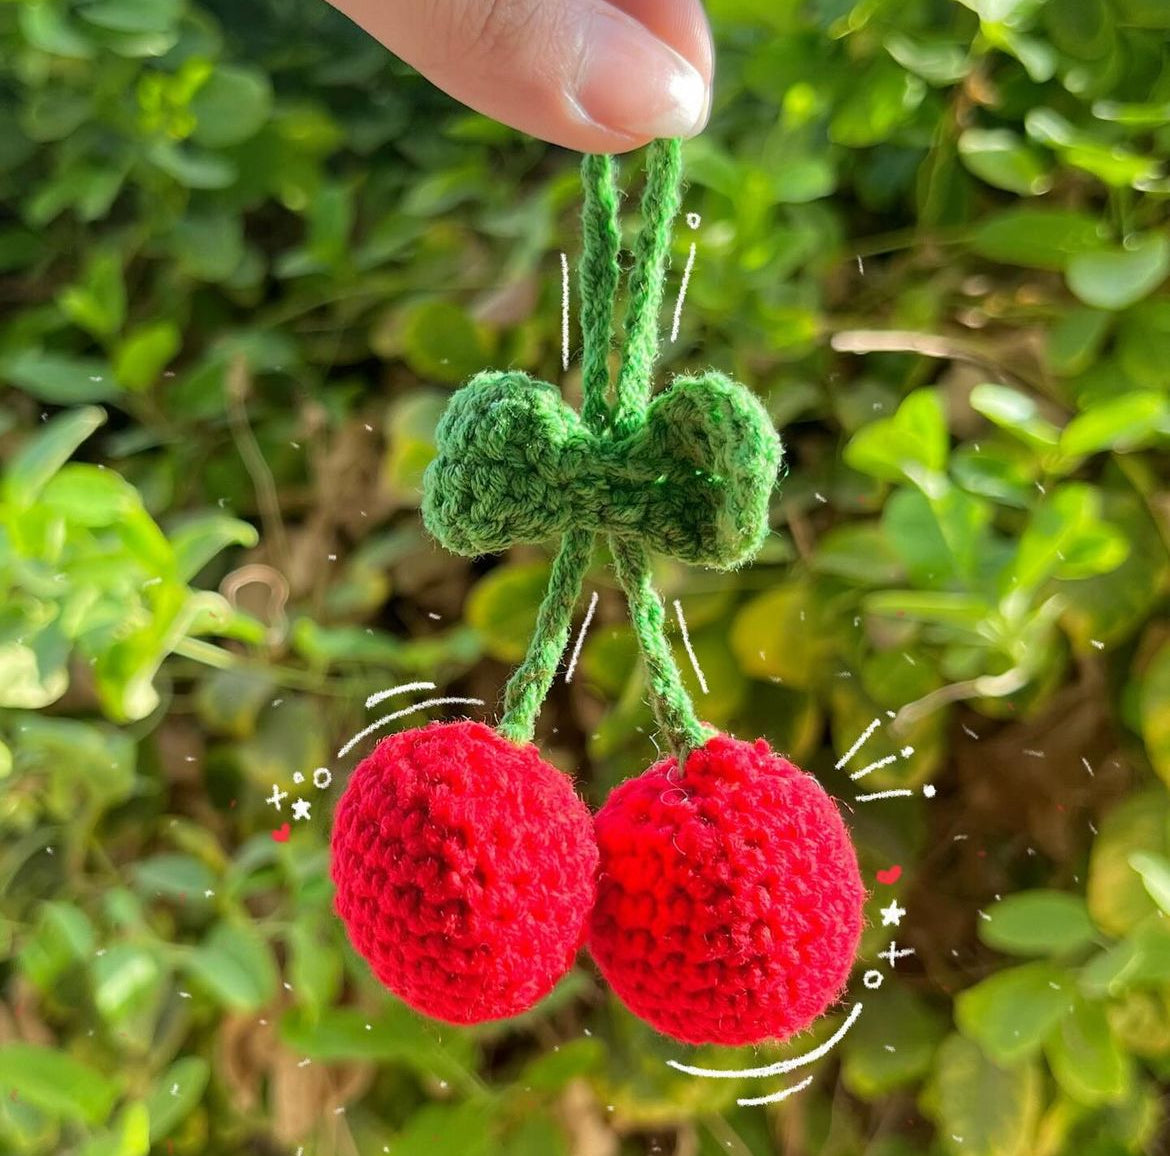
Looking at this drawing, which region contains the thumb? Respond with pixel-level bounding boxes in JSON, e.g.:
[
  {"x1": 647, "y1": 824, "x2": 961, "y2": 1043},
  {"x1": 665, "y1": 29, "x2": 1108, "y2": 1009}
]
[{"x1": 326, "y1": 0, "x2": 713, "y2": 154}]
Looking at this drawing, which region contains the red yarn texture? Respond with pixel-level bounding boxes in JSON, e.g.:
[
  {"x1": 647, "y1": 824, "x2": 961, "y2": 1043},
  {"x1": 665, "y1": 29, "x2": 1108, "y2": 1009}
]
[
  {"x1": 587, "y1": 733, "x2": 865, "y2": 1046},
  {"x1": 330, "y1": 720, "x2": 598, "y2": 1024}
]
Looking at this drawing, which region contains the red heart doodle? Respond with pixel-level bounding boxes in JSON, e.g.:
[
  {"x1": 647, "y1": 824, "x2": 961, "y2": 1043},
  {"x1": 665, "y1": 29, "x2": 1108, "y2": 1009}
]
[
  {"x1": 271, "y1": 823, "x2": 290, "y2": 843},
  {"x1": 876, "y1": 865, "x2": 902, "y2": 886}
]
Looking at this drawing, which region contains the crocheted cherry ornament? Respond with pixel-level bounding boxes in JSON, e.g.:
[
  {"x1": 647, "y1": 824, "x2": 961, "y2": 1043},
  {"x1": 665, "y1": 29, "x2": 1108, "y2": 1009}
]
[
  {"x1": 587, "y1": 733, "x2": 865, "y2": 1046},
  {"x1": 331, "y1": 720, "x2": 597, "y2": 1024}
]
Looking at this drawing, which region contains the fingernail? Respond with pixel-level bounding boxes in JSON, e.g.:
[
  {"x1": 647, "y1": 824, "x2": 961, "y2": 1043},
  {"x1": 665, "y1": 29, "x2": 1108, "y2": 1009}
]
[{"x1": 571, "y1": 7, "x2": 710, "y2": 140}]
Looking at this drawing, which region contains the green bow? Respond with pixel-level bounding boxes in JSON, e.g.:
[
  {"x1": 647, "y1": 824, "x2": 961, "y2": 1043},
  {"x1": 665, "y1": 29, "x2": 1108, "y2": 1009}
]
[{"x1": 421, "y1": 367, "x2": 782, "y2": 570}]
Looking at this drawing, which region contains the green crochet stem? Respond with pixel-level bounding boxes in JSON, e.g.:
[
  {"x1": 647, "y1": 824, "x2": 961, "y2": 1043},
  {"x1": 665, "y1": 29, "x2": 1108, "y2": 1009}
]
[
  {"x1": 496, "y1": 137, "x2": 708, "y2": 763},
  {"x1": 578, "y1": 153, "x2": 621, "y2": 437},
  {"x1": 612, "y1": 138, "x2": 684, "y2": 441},
  {"x1": 497, "y1": 526, "x2": 594, "y2": 745},
  {"x1": 609, "y1": 536, "x2": 712, "y2": 755}
]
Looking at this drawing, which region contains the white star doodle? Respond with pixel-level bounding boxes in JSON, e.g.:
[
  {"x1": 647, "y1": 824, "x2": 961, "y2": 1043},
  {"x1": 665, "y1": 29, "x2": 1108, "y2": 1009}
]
[
  {"x1": 291, "y1": 798, "x2": 312, "y2": 821},
  {"x1": 880, "y1": 900, "x2": 907, "y2": 927},
  {"x1": 266, "y1": 784, "x2": 288, "y2": 811}
]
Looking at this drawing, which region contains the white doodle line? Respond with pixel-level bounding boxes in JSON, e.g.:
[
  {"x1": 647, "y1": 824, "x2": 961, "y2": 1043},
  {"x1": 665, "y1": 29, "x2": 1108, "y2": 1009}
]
[
  {"x1": 673, "y1": 598, "x2": 708, "y2": 694},
  {"x1": 366, "y1": 681, "x2": 437, "y2": 709},
  {"x1": 337, "y1": 696, "x2": 484, "y2": 759},
  {"x1": 670, "y1": 212, "x2": 702, "y2": 343},
  {"x1": 666, "y1": 1002, "x2": 865, "y2": 1104},
  {"x1": 560, "y1": 251, "x2": 570, "y2": 371},
  {"x1": 564, "y1": 590, "x2": 599, "y2": 684},
  {"x1": 851, "y1": 747, "x2": 914, "y2": 781},
  {"x1": 835, "y1": 717, "x2": 881, "y2": 769}
]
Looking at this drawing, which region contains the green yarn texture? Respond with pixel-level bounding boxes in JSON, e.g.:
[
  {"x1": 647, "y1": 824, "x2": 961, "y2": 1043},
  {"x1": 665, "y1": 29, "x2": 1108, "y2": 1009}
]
[
  {"x1": 422, "y1": 139, "x2": 783, "y2": 759},
  {"x1": 420, "y1": 366, "x2": 780, "y2": 569}
]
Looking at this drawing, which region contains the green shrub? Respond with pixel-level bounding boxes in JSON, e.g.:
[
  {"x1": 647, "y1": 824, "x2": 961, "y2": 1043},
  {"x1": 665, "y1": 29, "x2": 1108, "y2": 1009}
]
[{"x1": 1, "y1": 0, "x2": 1168, "y2": 1152}]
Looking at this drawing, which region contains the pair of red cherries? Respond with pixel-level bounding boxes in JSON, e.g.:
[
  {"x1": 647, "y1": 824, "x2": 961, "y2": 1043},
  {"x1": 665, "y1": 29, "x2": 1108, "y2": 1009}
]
[{"x1": 330, "y1": 717, "x2": 865, "y2": 1047}]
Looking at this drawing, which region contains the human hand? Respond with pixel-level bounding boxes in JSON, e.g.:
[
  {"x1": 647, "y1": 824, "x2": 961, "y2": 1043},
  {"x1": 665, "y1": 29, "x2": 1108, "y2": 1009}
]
[{"x1": 325, "y1": 0, "x2": 713, "y2": 154}]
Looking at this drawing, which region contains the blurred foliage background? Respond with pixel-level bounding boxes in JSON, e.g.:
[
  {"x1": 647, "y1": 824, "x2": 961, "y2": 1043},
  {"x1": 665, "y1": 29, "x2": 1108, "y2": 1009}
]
[{"x1": 1, "y1": 0, "x2": 1170, "y2": 1152}]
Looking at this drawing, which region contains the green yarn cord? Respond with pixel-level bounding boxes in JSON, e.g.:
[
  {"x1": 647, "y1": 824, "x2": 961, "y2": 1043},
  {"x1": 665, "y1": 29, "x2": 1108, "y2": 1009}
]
[
  {"x1": 610, "y1": 536, "x2": 712, "y2": 755},
  {"x1": 497, "y1": 526, "x2": 595, "y2": 745},
  {"x1": 612, "y1": 138, "x2": 683, "y2": 441},
  {"x1": 493, "y1": 138, "x2": 708, "y2": 760},
  {"x1": 481, "y1": 137, "x2": 764, "y2": 764},
  {"x1": 495, "y1": 149, "x2": 627, "y2": 745},
  {"x1": 578, "y1": 153, "x2": 622, "y2": 436}
]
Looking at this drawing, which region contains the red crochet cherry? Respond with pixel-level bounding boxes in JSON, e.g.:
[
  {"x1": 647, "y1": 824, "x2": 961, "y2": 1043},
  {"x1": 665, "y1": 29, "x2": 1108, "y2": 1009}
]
[
  {"x1": 587, "y1": 733, "x2": 865, "y2": 1046},
  {"x1": 330, "y1": 720, "x2": 598, "y2": 1024}
]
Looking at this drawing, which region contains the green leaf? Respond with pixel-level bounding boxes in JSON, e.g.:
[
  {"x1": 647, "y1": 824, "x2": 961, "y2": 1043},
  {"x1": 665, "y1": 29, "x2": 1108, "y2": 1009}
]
[
  {"x1": 78, "y1": 0, "x2": 181, "y2": 34},
  {"x1": 1047, "y1": 308, "x2": 1113, "y2": 375},
  {"x1": 969, "y1": 383, "x2": 1060, "y2": 447},
  {"x1": 1140, "y1": 640, "x2": 1170, "y2": 786},
  {"x1": 280, "y1": 1005, "x2": 478, "y2": 1089},
  {"x1": 844, "y1": 388, "x2": 948, "y2": 486},
  {"x1": 78, "y1": 1102, "x2": 150, "y2": 1156},
  {"x1": 958, "y1": 128, "x2": 1051, "y2": 194},
  {"x1": 397, "y1": 299, "x2": 490, "y2": 384},
  {"x1": 1045, "y1": 997, "x2": 1131, "y2": 1105},
  {"x1": 951, "y1": 440, "x2": 1037, "y2": 508},
  {"x1": 465, "y1": 560, "x2": 551, "y2": 663},
  {"x1": 190, "y1": 65, "x2": 273, "y2": 147},
  {"x1": 3, "y1": 405, "x2": 106, "y2": 506},
  {"x1": 19, "y1": 1, "x2": 95, "y2": 58},
  {"x1": 1026, "y1": 108, "x2": 1161, "y2": 187},
  {"x1": 170, "y1": 514, "x2": 259, "y2": 581},
  {"x1": 56, "y1": 248, "x2": 126, "y2": 339},
  {"x1": 131, "y1": 854, "x2": 216, "y2": 903},
  {"x1": 19, "y1": 902, "x2": 95, "y2": 990},
  {"x1": 810, "y1": 523, "x2": 904, "y2": 585},
  {"x1": 1066, "y1": 235, "x2": 1170, "y2": 310},
  {"x1": 884, "y1": 34, "x2": 971, "y2": 85},
  {"x1": 863, "y1": 590, "x2": 991, "y2": 631},
  {"x1": 515, "y1": 1038, "x2": 605, "y2": 1093},
  {"x1": 383, "y1": 390, "x2": 448, "y2": 501},
  {"x1": 979, "y1": 891, "x2": 1097, "y2": 956},
  {"x1": 925, "y1": 1034, "x2": 1041, "y2": 1156},
  {"x1": 829, "y1": 60, "x2": 925, "y2": 147},
  {"x1": 1115, "y1": 0, "x2": 1170, "y2": 25},
  {"x1": 1117, "y1": 299, "x2": 1170, "y2": 387},
  {"x1": 1129, "y1": 851, "x2": 1170, "y2": 916},
  {"x1": 40, "y1": 463, "x2": 138, "y2": 526},
  {"x1": 500, "y1": 1114, "x2": 568, "y2": 1156},
  {"x1": 955, "y1": 962, "x2": 1073, "y2": 1064},
  {"x1": 149, "y1": 141, "x2": 236, "y2": 190},
  {"x1": 388, "y1": 1102, "x2": 496, "y2": 1156},
  {"x1": 1087, "y1": 791, "x2": 1170, "y2": 936},
  {"x1": 144, "y1": 1057, "x2": 209, "y2": 1143},
  {"x1": 970, "y1": 209, "x2": 1105, "y2": 271},
  {"x1": 0, "y1": 1044, "x2": 120, "y2": 1123},
  {"x1": 184, "y1": 921, "x2": 278, "y2": 1011},
  {"x1": 169, "y1": 213, "x2": 245, "y2": 282},
  {"x1": 286, "y1": 923, "x2": 343, "y2": 1015},
  {"x1": 880, "y1": 486, "x2": 993, "y2": 590},
  {"x1": 730, "y1": 581, "x2": 820, "y2": 689},
  {"x1": 93, "y1": 944, "x2": 163, "y2": 1025},
  {"x1": 1005, "y1": 483, "x2": 1105, "y2": 594},
  {"x1": 841, "y1": 983, "x2": 947, "y2": 1098},
  {"x1": 2, "y1": 349, "x2": 119, "y2": 403},
  {"x1": 113, "y1": 321, "x2": 181, "y2": 391}
]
